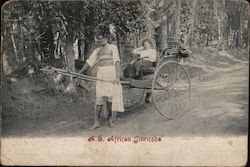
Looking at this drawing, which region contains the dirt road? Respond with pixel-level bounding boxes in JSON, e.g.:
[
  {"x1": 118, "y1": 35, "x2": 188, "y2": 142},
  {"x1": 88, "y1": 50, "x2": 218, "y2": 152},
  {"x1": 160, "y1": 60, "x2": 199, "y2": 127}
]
[{"x1": 2, "y1": 62, "x2": 248, "y2": 137}]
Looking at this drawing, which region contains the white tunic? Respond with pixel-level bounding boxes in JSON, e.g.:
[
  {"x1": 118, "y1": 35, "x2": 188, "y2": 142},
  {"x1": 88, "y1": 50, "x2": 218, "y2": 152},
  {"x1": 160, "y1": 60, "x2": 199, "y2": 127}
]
[
  {"x1": 132, "y1": 47, "x2": 157, "y2": 62},
  {"x1": 86, "y1": 44, "x2": 124, "y2": 112},
  {"x1": 139, "y1": 49, "x2": 157, "y2": 62}
]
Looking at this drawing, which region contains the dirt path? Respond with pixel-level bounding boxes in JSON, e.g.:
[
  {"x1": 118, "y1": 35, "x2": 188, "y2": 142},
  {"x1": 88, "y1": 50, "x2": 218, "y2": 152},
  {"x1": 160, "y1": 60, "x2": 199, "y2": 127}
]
[
  {"x1": 96, "y1": 62, "x2": 248, "y2": 137},
  {"x1": 2, "y1": 63, "x2": 248, "y2": 137}
]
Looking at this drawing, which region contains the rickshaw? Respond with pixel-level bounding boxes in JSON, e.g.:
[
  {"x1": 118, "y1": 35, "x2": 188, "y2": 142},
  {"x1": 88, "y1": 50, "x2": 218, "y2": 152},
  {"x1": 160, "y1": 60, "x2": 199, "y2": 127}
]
[
  {"x1": 41, "y1": 43, "x2": 191, "y2": 120},
  {"x1": 121, "y1": 44, "x2": 191, "y2": 119}
]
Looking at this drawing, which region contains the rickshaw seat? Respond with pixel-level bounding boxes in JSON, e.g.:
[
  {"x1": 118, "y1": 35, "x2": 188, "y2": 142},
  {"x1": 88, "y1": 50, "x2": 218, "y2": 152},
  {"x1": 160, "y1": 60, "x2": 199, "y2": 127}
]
[
  {"x1": 142, "y1": 60, "x2": 157, "y2": 74},
  {"x1": 142, "y1": 67, "x2": 156, "y2": 74}
]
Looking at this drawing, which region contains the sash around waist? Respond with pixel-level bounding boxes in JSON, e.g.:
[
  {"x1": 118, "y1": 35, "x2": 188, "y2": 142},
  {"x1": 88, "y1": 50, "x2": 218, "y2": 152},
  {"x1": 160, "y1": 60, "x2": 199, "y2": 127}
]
[{"x1": 97, "y1": 58, "x2": 114, "y2": 66}]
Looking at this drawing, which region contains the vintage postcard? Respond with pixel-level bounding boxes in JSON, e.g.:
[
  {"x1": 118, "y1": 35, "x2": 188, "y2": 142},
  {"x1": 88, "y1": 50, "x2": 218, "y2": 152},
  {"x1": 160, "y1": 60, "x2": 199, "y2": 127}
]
[{"x1": 1, "y1": 0, "x2": 248, "y2": 166}]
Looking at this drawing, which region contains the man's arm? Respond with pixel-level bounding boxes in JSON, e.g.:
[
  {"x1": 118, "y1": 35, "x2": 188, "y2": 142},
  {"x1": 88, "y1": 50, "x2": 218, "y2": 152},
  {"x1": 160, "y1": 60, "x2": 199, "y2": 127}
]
[
  {"x1": 79, "y1": 63, "x2": 89, "y2": 74},
  {"x1": 115, "y1": 61, "x2": 121, "y2": 82},
  {"x1": 79, "y1": 47, "x2": 98, "y2": 74},
  {"x1": 132, "y1": 46, "x2": 144, "y2": 55},
  {"x1": 110, "y1": 44, "x2": 121, "y2": 83}
]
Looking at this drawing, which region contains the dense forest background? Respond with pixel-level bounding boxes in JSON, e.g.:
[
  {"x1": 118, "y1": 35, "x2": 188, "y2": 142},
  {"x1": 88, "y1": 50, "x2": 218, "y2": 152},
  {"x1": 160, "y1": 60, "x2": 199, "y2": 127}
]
[{"x1": 2, "y1": 0, "x2": 248, "y2": 76}]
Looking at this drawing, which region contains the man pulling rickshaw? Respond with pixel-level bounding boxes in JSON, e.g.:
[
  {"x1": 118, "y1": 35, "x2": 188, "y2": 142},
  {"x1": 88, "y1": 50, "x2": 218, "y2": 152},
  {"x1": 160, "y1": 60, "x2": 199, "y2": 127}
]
[{"x1": 79, "y1": 24, "x2": 124, "y2": 130}]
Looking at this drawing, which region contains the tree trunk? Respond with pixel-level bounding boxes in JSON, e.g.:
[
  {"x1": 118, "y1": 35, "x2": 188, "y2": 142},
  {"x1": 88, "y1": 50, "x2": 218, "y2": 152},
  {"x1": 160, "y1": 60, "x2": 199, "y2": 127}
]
[
  {"x1": 215, "y1": 0, "x2": 226, "y2": 51},
  {"x1": 65, "y1": 34, "x2": 75, "y2": 72},
  {"x1": 64, "y1": 34, "x2": 76, "y2": 93},
  {"x1": 11, "y1": 24, "x2": 18, "y2": 62},
  {"x1": 188, "y1": 0, "x2": 197, "y2": 47},
  {"x1": 79, "y1": 39, "x2": 85, "y2": 61},
  {"x1": 19, "y1": 23, "x2": 24, "y2": 62},
  {"x1": 175, "y1": 0, "x2": 181, "y2": 41}
]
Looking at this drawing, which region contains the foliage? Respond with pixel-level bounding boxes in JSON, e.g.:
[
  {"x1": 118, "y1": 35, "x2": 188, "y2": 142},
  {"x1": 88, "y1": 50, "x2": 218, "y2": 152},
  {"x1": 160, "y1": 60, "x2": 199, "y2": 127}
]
[{"x1": 2, "y1": 0, "x2": 248, "y2": 70}]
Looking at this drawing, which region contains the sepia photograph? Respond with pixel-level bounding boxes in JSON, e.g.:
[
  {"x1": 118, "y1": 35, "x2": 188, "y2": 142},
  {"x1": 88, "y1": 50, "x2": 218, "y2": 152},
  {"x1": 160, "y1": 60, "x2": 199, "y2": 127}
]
[{"x1": 1, "y1": 0, "x2": 249, "y2": 166}]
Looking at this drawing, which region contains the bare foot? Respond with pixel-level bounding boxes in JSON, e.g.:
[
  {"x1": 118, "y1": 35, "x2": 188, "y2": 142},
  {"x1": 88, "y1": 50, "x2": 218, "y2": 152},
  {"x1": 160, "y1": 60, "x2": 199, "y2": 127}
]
[
  {"x1": 89, "y1": 121, "x2": 101, "y2": 131},
  {"x1": 108, "y1": 119, "x2": 114, "y2": 128}
]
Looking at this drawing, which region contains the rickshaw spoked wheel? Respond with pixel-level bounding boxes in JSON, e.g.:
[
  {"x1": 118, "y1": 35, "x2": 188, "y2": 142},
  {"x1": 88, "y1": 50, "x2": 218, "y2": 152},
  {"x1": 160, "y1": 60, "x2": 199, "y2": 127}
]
[
  {"x1": 122, "y1": 85, "x2": 146, "y2": 111},
  {"x1": 151, "y1": 61, "x2": 191, "y2": 119}
]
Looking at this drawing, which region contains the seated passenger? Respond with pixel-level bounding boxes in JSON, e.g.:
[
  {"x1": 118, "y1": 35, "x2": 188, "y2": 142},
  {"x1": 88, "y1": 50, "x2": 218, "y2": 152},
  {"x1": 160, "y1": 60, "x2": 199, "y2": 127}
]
[{"x1": 131, "y1": 38, "x2": 157, "y2": 77}]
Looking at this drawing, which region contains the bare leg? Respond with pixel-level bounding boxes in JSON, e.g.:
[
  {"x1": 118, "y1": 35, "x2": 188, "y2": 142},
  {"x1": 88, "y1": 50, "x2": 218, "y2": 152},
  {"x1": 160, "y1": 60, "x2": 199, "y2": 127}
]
[
  {"x1": 145, "y1": 92, "x2": 151, "y2": 103},
  {"x1": 107, "y1": 102, "x2": 114, "y2": 128},
  {"x1": 89, "y1": 105, "x2": 102, "y2": 131},
  {"x1": 134, "y1": 61, "x2": 140, "y2": 76}
]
